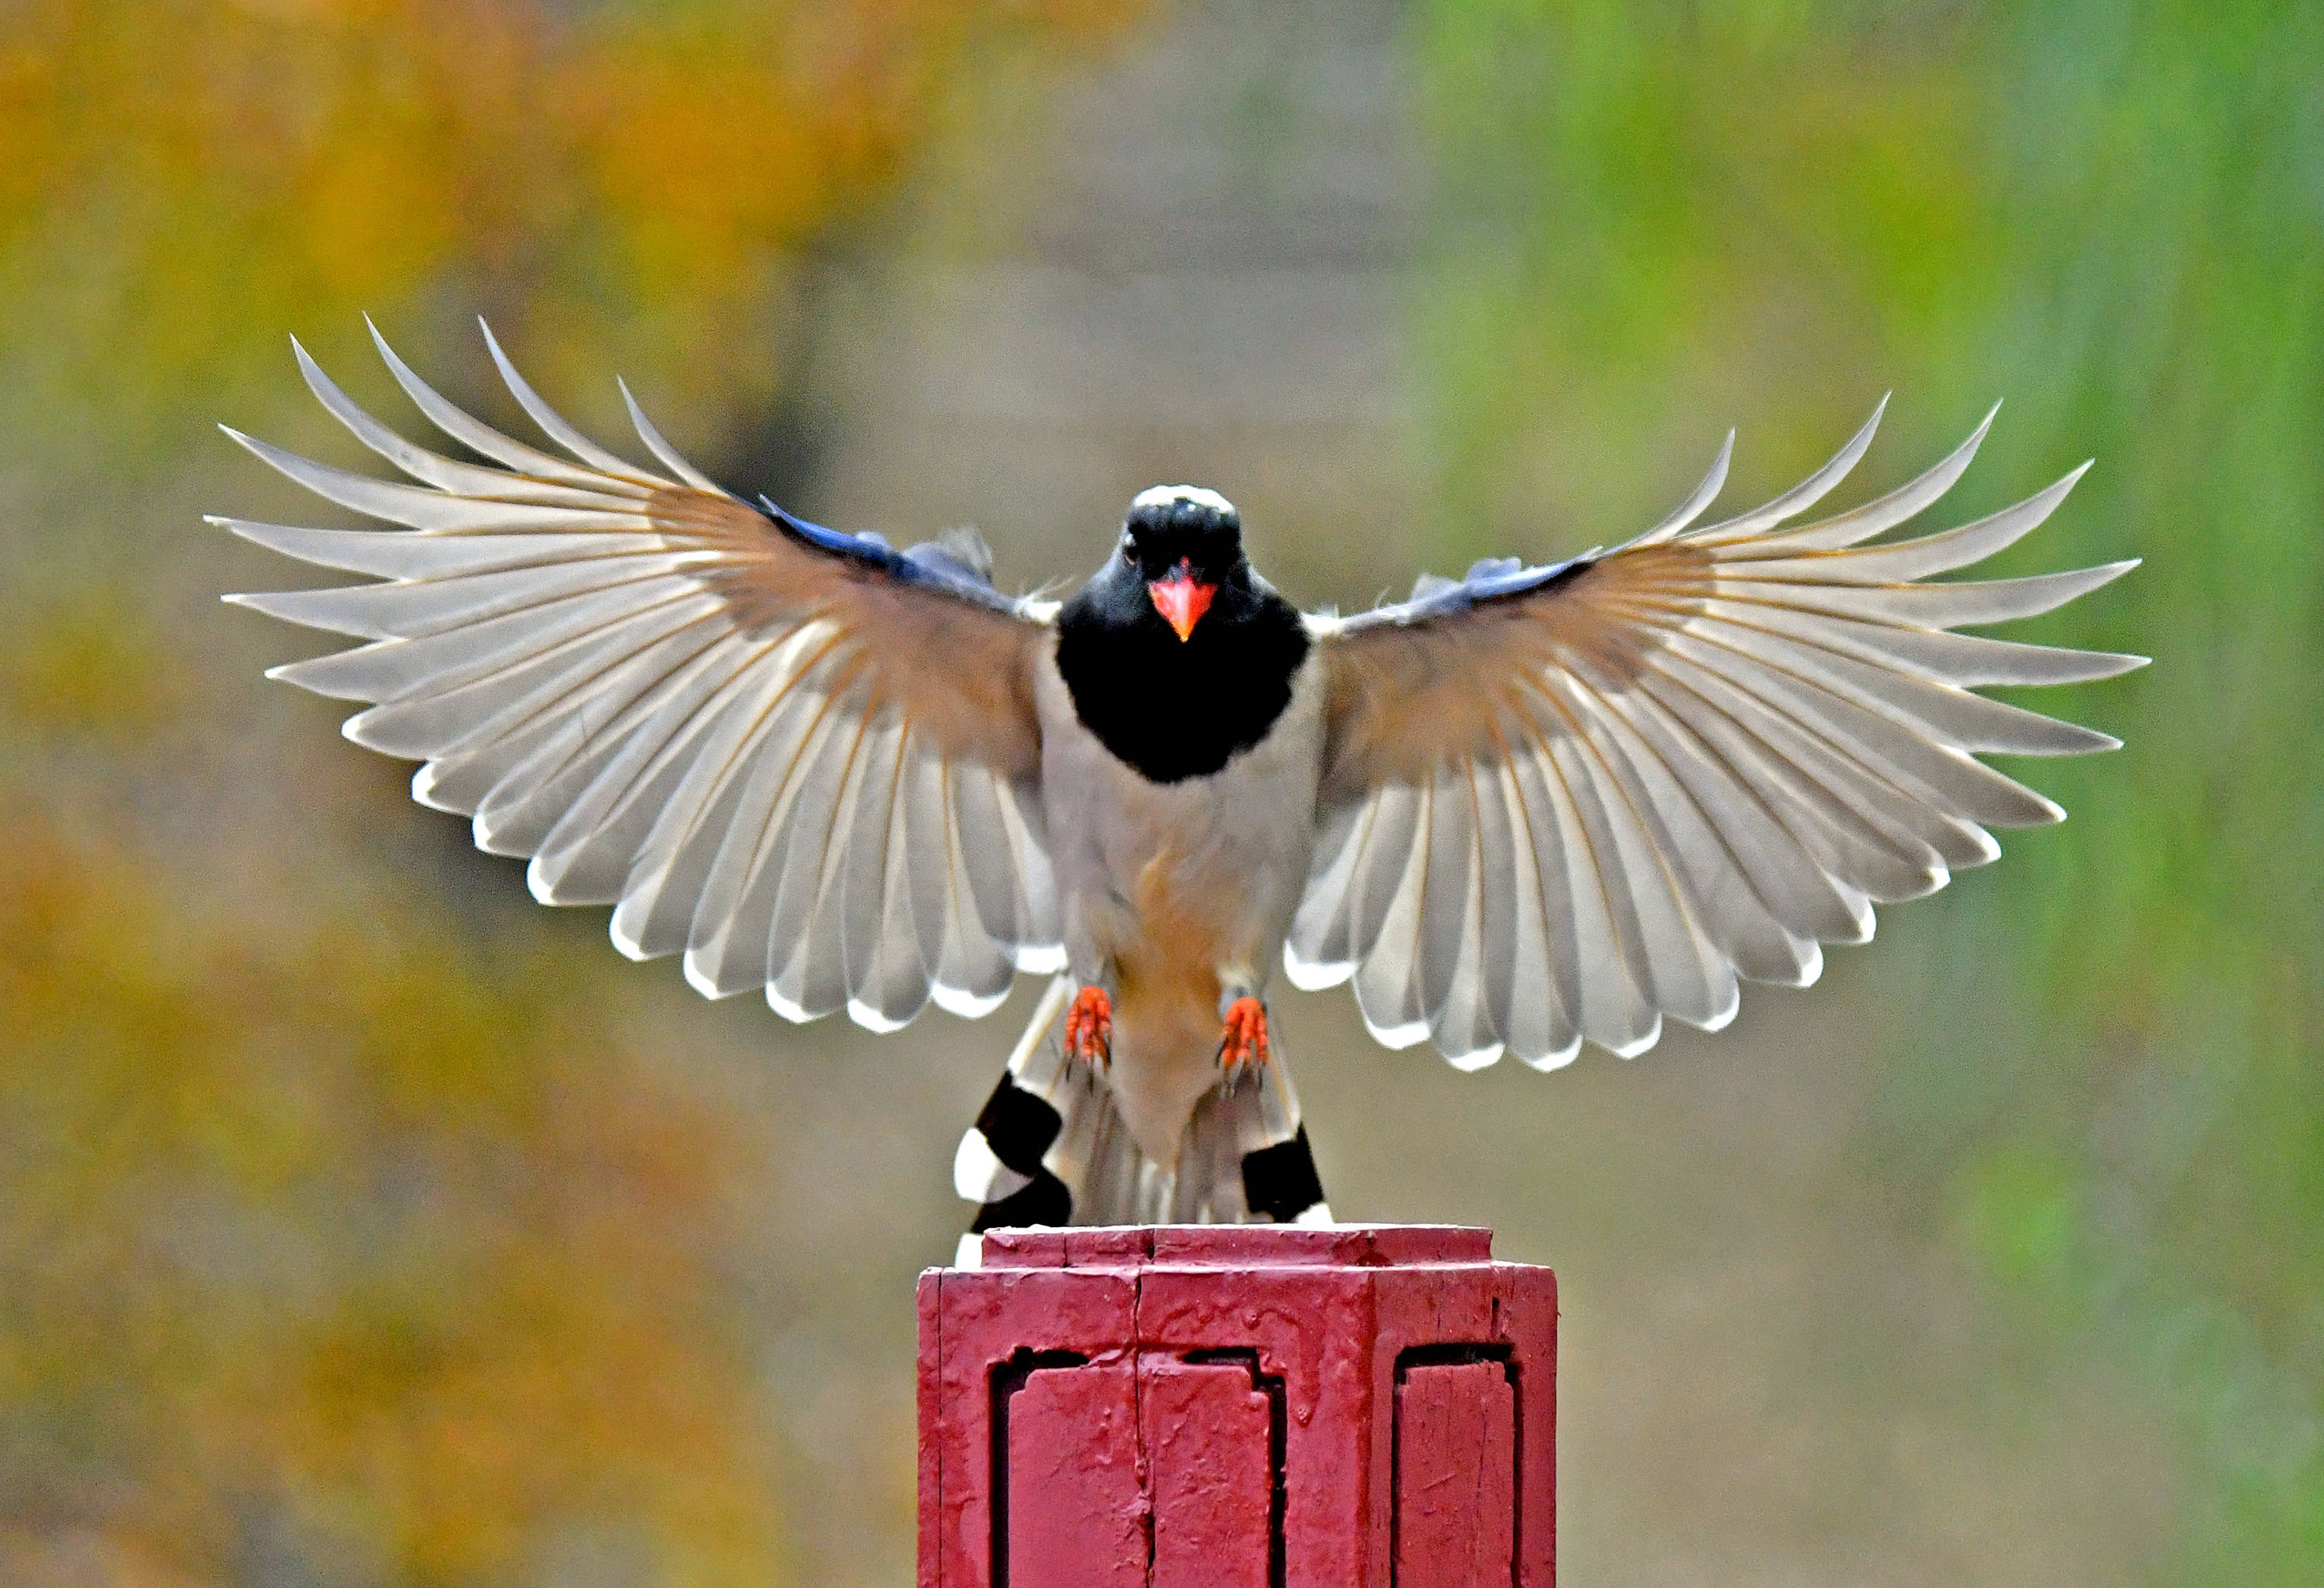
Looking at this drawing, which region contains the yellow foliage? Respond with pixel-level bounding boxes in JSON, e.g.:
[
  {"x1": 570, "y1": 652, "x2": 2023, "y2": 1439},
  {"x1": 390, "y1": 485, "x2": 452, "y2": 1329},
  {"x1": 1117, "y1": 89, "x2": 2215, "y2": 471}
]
[
  {"x1": 0, "y1": 3, "x2": 1145, "y2": 1579},
  {"x1": 2, "y1": 592, "x2": 192, "y2": 744},
  {"x1": 0, "y1": 806, "x2": 786, "y2": 1583},
  {"x1": 0, "y1": 0, "x2": 1145, "y2": 433}
]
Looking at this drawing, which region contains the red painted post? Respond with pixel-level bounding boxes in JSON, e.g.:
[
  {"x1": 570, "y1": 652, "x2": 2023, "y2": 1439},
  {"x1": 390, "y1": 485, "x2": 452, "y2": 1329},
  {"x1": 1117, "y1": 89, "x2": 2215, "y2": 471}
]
[{"x1": 917, "y1": 1225, "x2": 1556, "y2": 1587}]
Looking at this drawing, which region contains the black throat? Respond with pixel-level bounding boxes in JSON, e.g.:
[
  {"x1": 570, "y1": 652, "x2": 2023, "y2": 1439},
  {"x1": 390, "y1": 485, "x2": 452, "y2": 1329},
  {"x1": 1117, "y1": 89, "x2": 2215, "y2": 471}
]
[{"x1": 1055, "y1": 569, "x2": 1311, "y2": 785}]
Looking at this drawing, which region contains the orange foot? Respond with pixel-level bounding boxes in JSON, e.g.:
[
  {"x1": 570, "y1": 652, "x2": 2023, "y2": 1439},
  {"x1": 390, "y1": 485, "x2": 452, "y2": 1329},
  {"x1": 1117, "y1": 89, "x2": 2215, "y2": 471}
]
[
  {"x1": 1064, "y1": 985, "x2": 1112, "y2": 1067},
  {"x1": 1218, "y1": 996, "x2": 1270, "y2": 1069}
]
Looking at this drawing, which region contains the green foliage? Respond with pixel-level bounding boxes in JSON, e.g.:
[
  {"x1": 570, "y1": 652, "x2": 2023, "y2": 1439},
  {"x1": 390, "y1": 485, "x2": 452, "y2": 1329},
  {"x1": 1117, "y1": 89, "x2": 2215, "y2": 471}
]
[
  {"x1": 0, "y1": 0, "x2": 2309, "y2": 1576},
  {"x1": 1411, "y1": 1, "x2": 2324, "y2": 1579}
]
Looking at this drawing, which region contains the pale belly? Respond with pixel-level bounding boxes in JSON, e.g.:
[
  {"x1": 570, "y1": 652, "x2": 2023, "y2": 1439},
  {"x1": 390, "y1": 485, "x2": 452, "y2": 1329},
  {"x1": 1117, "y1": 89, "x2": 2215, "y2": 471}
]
[{"x1": 1032, "y1": 649, "x2": 1327, "y2": 1160}]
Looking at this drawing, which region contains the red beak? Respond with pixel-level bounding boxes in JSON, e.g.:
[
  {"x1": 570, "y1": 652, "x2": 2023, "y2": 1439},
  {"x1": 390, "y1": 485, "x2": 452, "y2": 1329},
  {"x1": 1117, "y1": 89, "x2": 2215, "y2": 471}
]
[{"x1": 1147, "y1": 560, "x2": 1216, "y2": 642}]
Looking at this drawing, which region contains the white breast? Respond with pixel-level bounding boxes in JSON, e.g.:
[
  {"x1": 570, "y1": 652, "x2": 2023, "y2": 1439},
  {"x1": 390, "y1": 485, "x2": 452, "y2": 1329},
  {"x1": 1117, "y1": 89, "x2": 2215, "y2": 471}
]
[
  {"x1": 1030, "y1": 644, "x2": 1329, "y2": 1157},
  {"x1": 1033, "y1": 644, "x2": 1326, "y2": 979}
]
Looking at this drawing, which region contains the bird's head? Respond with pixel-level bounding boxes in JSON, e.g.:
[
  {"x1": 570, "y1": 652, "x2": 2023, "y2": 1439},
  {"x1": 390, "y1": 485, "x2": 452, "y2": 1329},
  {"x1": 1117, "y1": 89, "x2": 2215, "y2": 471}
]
[{"x1": 1119, "y1": 485, "x2": 1243, "y2": 641}]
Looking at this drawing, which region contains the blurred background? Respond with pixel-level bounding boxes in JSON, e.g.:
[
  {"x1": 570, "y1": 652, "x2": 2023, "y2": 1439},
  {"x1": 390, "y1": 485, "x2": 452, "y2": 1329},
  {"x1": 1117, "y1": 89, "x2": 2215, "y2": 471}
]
[{"x1": 0, "y1": 0, "x2": 2316, "y2": 1583}]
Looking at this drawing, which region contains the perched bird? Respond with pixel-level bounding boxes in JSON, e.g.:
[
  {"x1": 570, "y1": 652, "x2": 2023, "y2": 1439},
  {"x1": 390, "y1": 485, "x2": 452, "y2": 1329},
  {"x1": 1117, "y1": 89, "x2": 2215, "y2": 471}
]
[{"x1": 222, "y1": 322, "x2": 2144, "y2": 1235}]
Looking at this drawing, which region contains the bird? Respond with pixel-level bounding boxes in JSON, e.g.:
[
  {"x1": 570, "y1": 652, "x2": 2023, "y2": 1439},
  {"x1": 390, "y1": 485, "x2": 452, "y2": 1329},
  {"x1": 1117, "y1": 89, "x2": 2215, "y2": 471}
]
[{"x1": 220, "y1": 320, "x2": 2144, "y2": 1237}]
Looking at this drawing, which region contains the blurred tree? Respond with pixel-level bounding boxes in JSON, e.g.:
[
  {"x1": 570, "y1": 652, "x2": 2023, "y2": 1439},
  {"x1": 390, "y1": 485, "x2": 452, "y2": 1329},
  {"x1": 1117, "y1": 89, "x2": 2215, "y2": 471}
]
[
  {"x1": 0, "y1": 2, "x2": 1143, "y2": 1583},
  {"x1": 1411, "y1": 1, "x2": 2323, "y2": 1581},
  {"x1": 6, "y1": 0, "x2": 2313, "y2": 1579},
  {"x1": 0, "y1": 0, "x2": 1133, "y2": 472},
  {"x1": 0, "y1": 809, "x2": 782, "y2": 1586}
]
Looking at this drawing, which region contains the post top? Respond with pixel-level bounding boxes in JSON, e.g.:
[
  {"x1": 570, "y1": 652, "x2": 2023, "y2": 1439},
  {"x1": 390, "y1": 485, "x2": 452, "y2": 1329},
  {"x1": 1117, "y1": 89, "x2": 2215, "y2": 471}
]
[{"x1": 958, "y1": 1223, "x2": 1494, "y2": 1271}]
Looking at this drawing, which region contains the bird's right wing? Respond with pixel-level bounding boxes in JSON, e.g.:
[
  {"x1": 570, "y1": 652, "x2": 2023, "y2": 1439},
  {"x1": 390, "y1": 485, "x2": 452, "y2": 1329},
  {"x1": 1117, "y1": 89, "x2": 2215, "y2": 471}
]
[{"x1": 222, "y1": 323, "x2": 1062, "y2": 1032}]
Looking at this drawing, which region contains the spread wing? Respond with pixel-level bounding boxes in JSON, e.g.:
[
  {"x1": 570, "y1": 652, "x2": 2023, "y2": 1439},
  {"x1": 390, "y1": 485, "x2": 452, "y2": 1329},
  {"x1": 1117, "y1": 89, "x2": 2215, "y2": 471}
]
[
  {"x1": 222, "y1": 321, "x2": 1062, "y2": 1032},
  {"x1": 1294, "y1": 400, "x2": 2144, "y2": 1070}
]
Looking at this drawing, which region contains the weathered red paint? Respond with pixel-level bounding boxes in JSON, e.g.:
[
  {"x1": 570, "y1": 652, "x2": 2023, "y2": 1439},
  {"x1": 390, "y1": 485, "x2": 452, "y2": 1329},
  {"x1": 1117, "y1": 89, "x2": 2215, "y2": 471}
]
[
  {"x1": 1006, "y1": 1363, "x2": 1145, "y2": 1587},
  {"x1": 1396, "y1": 1362, "x2": 1517, "y2": 1586},
  {"x1": 1142, "y1": 1357, "x2": 1272, "y2": 1588},
  {"x1": 917, "y1": 1224, "x2": 1556, "y2": 1587}
]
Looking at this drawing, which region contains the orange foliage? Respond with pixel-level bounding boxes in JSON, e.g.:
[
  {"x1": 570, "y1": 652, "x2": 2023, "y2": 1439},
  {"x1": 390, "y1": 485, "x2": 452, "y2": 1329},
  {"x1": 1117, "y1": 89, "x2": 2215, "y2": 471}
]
[
  {"x1": 0, "y1": 807, "x2": 785, "y2": 1583},
  {"x1": 0, "y1": 0, "x2": 1143, "y2": 431},
  {"x1": 0, "y1": 3, "x2": 1148, "y2": 1579}
]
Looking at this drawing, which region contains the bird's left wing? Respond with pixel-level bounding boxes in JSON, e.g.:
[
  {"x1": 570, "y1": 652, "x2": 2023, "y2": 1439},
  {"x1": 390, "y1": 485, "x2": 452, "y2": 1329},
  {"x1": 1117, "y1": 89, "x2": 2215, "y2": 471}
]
[
  {"x1": 1294, "y1": 402, "x2": 2145, "y2": 1070},
  {"x1": 222, "y1": 322, "x2": 1061, "y2": 1032}
]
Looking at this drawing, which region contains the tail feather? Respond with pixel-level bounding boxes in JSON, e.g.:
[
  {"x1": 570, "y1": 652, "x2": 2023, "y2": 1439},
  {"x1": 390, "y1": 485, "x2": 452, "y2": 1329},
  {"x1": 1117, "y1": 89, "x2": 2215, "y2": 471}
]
[{"x1": 953, "y1": 975, "x2": 1331, "y2": 1235}]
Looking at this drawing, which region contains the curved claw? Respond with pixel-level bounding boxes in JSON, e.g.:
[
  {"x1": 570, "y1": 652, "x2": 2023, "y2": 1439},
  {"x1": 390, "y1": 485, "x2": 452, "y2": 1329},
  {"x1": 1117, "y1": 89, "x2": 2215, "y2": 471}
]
[
  {"x1": 1219, "y1": 996, "x2": 1270, "y2": 1070},
  {"x1": 1064, "y1": 985, "x2": 1112, "y2": 1067}
]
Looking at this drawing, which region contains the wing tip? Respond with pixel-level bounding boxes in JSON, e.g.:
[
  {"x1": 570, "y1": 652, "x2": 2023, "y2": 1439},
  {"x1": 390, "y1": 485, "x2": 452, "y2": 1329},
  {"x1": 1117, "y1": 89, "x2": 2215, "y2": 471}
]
[
  {"x1": 1441, "y1": 1042, "x2": 1505, "y2": 1072},
  {"x1": 222, "y1": 589, "x2": 319, "y2": 627},
  {"x1": 1514, "y1": 1039, "x2": 1581, "y2": 1073},
  {"x1": 254, "y1": 655, "x2": 370, "y2": 703},
  {"x1": 1794, "y1": 941, "x2": 1827, "y2": 989},
  {"x1": 410, "y1": 761, "x2": 463, "y2": 814},
  {"x1": 1361, "y1": 1015, "x2": 1433, "y2": 1050},
  {"x1": 679, "y1": 952, "x2": 758, "y2": 1003},
  {"x1": 1843, "y1": 390, "x2": 1889, "y2": 454},
  {"x1": 679, "y1": 956, "x2": 719, "y2": 1000},
  {"x1": 846, "y1": 998, "x2": 916, "y2": 1035},
  {"x1": 362, "y1": 311, "x2": 399, "y2": 365},
  {"x1": 1696, "y1": 981, "x2": 1742, "y2": 1033},
  {"x1": 1607, "y1": 1014, "x2": 1665, "y2": 1060},
  {"x1": 931, "y1": 981, "x2": 1012, "y2": 1020},
  {"x1": 607, "y1": 912, "x2": 656, "y2": 964},
  {"x1": 765, "y1": 982, "x2": 828, "y2": 1024},
  {"x1": 1283, "y1": 944, "x2": 1355, "y2": 992},
  {"x1": 1012, "y1": 943, "x2": 1067, "y2": 974}
]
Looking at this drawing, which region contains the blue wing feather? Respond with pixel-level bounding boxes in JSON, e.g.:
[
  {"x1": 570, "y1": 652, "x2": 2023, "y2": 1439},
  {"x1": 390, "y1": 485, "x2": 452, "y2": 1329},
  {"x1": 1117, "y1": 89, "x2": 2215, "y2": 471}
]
[
  {"x1": 761, "y1": 497, "x2": 1019, "y2": 614},
  {"x1": 1335, "y1": 550, "x2": 1593, "y2": 631}
]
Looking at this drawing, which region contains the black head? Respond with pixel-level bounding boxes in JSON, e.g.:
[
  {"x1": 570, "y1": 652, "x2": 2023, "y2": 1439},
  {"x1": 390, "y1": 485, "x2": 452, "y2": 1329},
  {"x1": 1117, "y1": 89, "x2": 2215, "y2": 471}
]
[
  {"x1": 1119, "y1": 485, "x2": 1245, "y2": 586},
  {"x1": 1056, "y1": 485, "x2": 1310, "y2": 784},
  {"x1": 1116, "y1": 486, "x2": 1244, "y2": 643}
]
